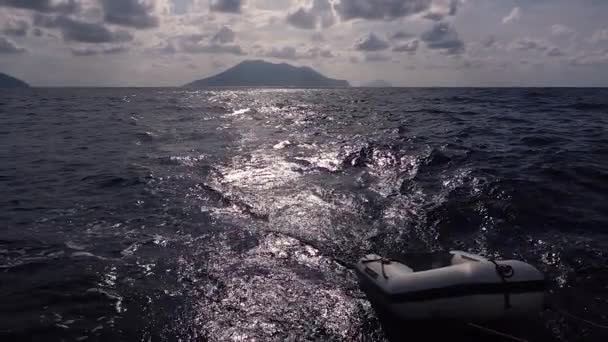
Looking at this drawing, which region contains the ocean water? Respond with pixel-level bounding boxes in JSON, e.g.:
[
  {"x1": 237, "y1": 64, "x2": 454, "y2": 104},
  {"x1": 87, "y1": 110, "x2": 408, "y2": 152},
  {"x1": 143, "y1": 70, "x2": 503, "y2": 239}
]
[{"x1": 0, "y1": 88, "x2": 607, "y2": 341}]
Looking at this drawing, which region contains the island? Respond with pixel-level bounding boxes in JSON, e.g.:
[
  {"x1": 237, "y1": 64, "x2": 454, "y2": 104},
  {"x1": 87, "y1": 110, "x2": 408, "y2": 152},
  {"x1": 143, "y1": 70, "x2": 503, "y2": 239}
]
[
  {"x1": 184, "y1": 60, "x2": 349, "y2": 88},
  {"x1": 0, "y1": 73, "x2": 29, "y2": 88}
]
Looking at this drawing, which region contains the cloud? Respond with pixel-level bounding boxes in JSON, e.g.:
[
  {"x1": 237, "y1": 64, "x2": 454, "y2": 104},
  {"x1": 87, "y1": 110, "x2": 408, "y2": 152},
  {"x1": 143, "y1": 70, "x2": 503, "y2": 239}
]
[
  {"x1": 422, "y1": 11, "x2": 444, "y2": 21},
  {"x1": 421, "y1": 22, "x2": 465, "y2": 54},
  {"x1": 551, "y1": 24, "x2": 574, "y2": 37},
  {"x1": 0, "y1": 0, "x2": 78, "y2": 14},
  {"x1": 336, "y1": 0, "x2": 431, "y2": 21},
  {"x1": 393, "y1": 39, "x2": 419, "y2": 53},
  {"x1": 71, "y1": 45, "x2": 129, "y2": 56},
  {"x1": 390, "y1": 31, "x2": 414, "y2": 40},
  {"x1": 210, "y1": 0, "x2": 242, "y2": 13},
  {"x1": 502, "y1": 7, "x2": 521, "y2": 24},
  {"x1": 569, "y1": 52, "x2": 608, "y2": 66},
  {"x1": 591, "y1": 28, "x2": 608, "y2": 43},
  {"x1": 264, "y1": 46, "x2": 298, "y2": 59},
  {"x1": 211, "y1": 26, "x2": 235, "y2": 44},
  {"x1": 364, "y1": 53, "x2": 391, "y2": 62},
  {"x1": 286, "y1": 0, "x2": 335, "y2": 30},
  {"x1": 3, "y1": 18, "x2": 29, "y2": 37},
  {"x1": 0, "y1": 35, "x2": 25, "y2": 53},
  {"x1": 260, "y1": 45, "x2": 334, "y2": 60},
  {"x1": 546, "y1": 47, "x2": 564, "y2": 57},
  {"x1": 34, "y1": 15, "x2": 133, "y2": 44},
  {"x1": 448, "y1": 0, "x2": 458, "y2": 16},
  {"x1": 286, "y1": 8, "x2": 316, "y2": 29},
  {"x1": 163, "y1": 34, "x2": 245, "y2": 55},
  {"x1": 482, "y1": 35, "x2": 496, "y2": 48},
  {"x1": 355, "y1": 33, "x2": 390, "y2": 51},
  {"x1": 510, "y1": 38, "x2": 549, "y2": 52},
  {"x1": 101, "y1": 0, "x2": 159, "y2": 29}
]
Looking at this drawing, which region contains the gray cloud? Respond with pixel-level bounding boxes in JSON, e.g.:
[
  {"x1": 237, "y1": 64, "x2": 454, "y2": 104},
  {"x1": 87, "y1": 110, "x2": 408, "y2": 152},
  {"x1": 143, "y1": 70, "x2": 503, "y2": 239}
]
[
  {"x1": 421, "y1": 22, "x2": 465, "y2": 54},
  {"x1": 0, "y1": 0, "x2": 78, "y2": 13},
  {"x1": 336, "y1": 0, "x2": 430, "y2": 21},
  {"x1": 510, "y1": 38, "x2": 549, "y2": 52},
  {"x1": 286, "y1": 8, "x2": 316, "y2": 29},
  {"x1": 355, "y1": 33, "x2": 390, "y2": 51},
  {"x1": 264, "y1": 46, "x2": 298, "y2": 60},
  {"x1": 3, "y1": 19, "x2": 29, "y2": 37},
  {"x1": 393, "y1": 39, "x2": 419, "y2": 53},
  {"x1": 448, "y1": 0, "x2": 458, "y2": 16},
  {"x1": 0, "y1": 35, "x2": 25, "y2": 53},
  {"x1": 211, "y1": 26, "x2": 235, "y2": 44},
  {"x1": 569, "y1": 53, "x2": 608, "y2": 66},
  {"x1": 422, "y1": 12, "x2": 444, "y2": 21},
  {"x1": 551, "y1": 24, "x2": 574, "y2": 37},
  {"x1": 365, "y1": 53, "x2": 391, "y2": 62},
  {"x1": 164, "y1": 34, "x2": 245, "y2": 55},
  {"x1": 210, "y1": 0, "x2": 242, "y2": 13},
  {"x1": 546, "y1": 47, "x2": 564, "y2": 57},
  {"x1": 34, "y1": 14, "x2": 133, "y2": 44},
  {"x1": 286, "y1": 0, "x2": 335, "y2": 30},
  {"x1": 591, "y1": 28, "x2": 608, "y2": 43},
  {"x1": 101, "y1": 0, "x2": 159, "y2": 29},
  {"x1": 261, "y1": 45, "x2": 334, "y2": 60},
  {"x1": 71, "y1": 45, "x2": 129, "y2": 56},
  {"x1": 390, "y1": 31, "x2": 414, "y2": 40}
]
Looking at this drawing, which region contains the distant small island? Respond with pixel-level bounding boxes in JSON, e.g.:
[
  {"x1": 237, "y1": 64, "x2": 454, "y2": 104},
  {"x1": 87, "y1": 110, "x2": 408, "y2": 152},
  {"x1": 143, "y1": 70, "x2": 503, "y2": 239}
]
[
  {"x1": 0, "y1": 73, "x2": 29, "y2": 88},
  {"x1": 185, "y1": 60, "x2": 349, "y2": 88}
]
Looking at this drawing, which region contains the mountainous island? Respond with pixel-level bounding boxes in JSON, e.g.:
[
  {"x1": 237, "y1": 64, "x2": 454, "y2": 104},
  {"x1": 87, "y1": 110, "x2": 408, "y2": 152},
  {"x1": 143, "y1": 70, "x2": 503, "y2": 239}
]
[
  {"x1": 185, "y1": 60, "x2": 349, "y2": 88},
  {"x1": 0, "y1": 73, "x2": 29, "y2": 88}
]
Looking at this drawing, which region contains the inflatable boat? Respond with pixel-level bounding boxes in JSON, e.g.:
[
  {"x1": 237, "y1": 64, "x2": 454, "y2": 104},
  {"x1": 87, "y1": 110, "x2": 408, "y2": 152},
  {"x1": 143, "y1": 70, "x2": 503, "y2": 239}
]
[{"x1": 356, "y1": 251, "x2": 546, "y2": 321}]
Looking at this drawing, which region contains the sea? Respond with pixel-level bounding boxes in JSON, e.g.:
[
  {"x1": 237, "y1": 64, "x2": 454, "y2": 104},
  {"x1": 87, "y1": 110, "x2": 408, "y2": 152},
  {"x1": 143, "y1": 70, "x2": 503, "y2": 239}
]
[{"x1": 0, "y1": 88, "x2": 607, "y2": 341}]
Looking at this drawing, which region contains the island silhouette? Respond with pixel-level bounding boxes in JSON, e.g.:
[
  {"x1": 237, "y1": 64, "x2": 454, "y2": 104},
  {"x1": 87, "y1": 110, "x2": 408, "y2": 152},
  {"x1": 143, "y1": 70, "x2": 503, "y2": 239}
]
[{"x1": 185, "y1": 60, "x2": 349, "y2": 88}]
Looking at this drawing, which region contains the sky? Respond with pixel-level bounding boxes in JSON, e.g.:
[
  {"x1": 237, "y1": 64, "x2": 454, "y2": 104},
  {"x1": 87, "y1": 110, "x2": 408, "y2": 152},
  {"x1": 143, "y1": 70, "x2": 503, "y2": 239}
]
[{"x1": 1, "y1": 0, "x2": 608, "y2": 87}]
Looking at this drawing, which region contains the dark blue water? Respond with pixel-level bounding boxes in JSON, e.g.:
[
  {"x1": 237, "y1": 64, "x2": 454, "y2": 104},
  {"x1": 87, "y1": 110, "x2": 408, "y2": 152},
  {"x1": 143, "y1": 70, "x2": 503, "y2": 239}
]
[{"x1": 1, "y1": 88, "x2": 607, "y2": 341}]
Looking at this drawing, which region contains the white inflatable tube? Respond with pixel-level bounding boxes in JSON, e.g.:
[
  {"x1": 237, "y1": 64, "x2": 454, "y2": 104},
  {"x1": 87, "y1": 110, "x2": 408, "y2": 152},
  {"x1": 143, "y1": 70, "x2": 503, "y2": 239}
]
[{"x1": 356, "y1": 251, "x2": 546, "y2": 321}]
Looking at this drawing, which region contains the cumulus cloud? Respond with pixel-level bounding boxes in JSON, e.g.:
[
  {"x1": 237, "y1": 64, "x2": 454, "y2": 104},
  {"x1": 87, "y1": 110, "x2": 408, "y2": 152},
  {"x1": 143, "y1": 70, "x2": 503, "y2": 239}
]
[
  {"x1": 0, "y1": 0, "x2": 78, "y2": 14},
  {"x1": 211, "y1": 26, "x2": 235, "y2": 44},
  {"x1": 3, "y1": 18, "x2": 29, "y2": 37},
  {"x1": 336, "y1": 0, "x2": 431, "y2": 21},
  {"x1": 393, "y1": 39, "x2": 419, "y2": 53},
  {"x1": 502, "y1": 7, "x2": 521, "y2": 24},
  {"x1": 286, "y1": 8, "x2": 316, "y2": 29},
  {"x1": 421, "y1": 22, "x2": 465, "y2": 54},
  {"x1": 355, "y1": 33, "x2": 390, "y2": 51},
  {"x1": 34, "y1": 14, "x2": 133, "y2": 44},
  {"x1": 0, "y1": 35, "x2": 25, "y2": 53},
  {"x1": 510, "y1": 38, "x2": 549, "y2": 52},
  {"x1": 71, "y1": 45, "x2": 129, "y2": 56},
  {"x1": 264, "y1": 46, "x2": 298, "y2": 59},
  {"x1": 551, "y1": 24, "x2": 574, "y2": 37},
  {"x1": 101, "y1": 0, "x2": 159, "y2": 29},
  {"x1": 286, "y1": 0, "x2": 335, "y2": 30},
  {"x1": 210, "y1": 0, "x2": 242, "y2": 13},
  {"x1": 162, "y1": 34, "x2": 245, "y2": 55},
  {"x1": 591, "y1": 28, "x2": 608, "y2": 43}
]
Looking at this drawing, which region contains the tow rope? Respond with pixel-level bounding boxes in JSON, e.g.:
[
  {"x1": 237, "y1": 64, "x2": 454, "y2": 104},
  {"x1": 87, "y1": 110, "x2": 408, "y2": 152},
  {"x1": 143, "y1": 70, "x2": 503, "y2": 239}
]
[{"x1": 489, "y1": 259, "x2": 515, "y2": 309}]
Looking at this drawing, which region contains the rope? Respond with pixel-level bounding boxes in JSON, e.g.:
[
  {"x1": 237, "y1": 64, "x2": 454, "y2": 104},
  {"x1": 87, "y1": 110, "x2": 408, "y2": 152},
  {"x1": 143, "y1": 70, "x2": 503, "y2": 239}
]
[
  {"x1": 549, "y1": 306, "x2": 608, "y2": 330},
  {"x1": 467, "y1": 322, "x2": 529, "y2": 342},
  {"x1": 361, "y1": 257, "x2": 393, "y2": 279},
  {"x1": 489, "y1": 259, "x2": 515, "y2": 309}
]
